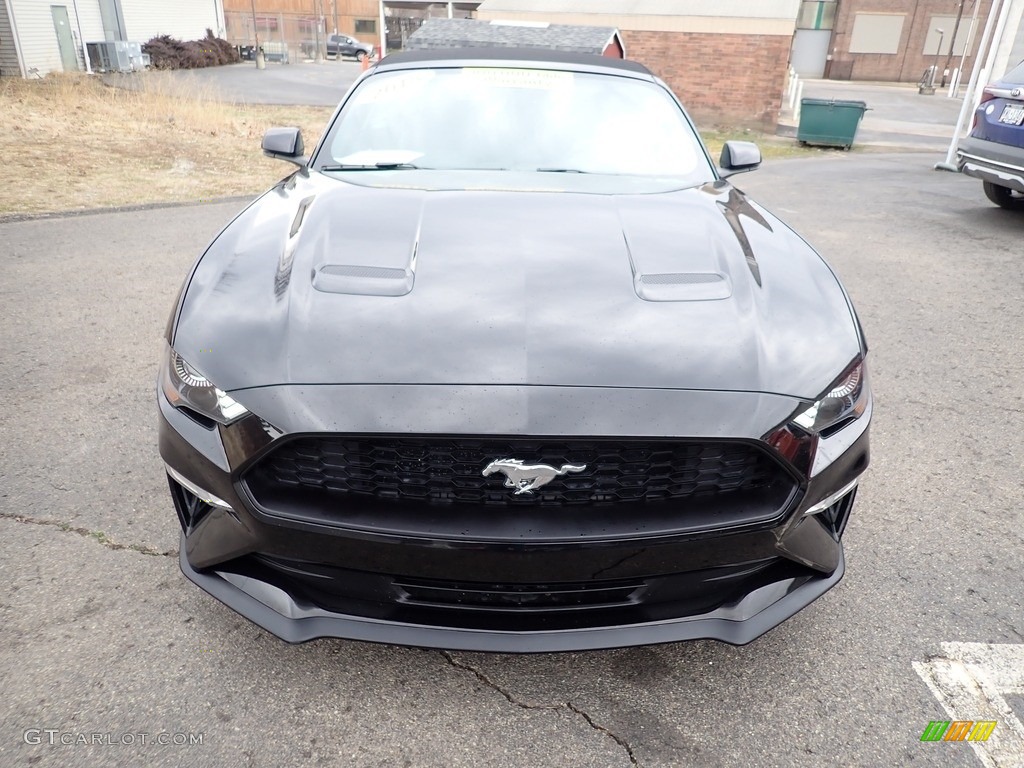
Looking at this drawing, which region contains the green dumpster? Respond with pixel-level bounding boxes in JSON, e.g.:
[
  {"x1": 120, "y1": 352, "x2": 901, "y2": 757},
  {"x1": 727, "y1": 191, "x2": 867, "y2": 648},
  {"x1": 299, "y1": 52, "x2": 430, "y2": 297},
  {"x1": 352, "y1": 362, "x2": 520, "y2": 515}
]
[{"x1": 797, "y1": 99, "x2": 868, "y2": 149}]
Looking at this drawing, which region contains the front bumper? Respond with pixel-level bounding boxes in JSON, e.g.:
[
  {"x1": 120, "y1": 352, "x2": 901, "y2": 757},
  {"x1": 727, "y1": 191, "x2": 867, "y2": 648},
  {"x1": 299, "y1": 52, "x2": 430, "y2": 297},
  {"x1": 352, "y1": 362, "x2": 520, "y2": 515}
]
[
  {"x1": 159, "y1": 383, "x2": 869, "y2": 651},
  {"x1": 957, "y1": 136, "x2": 1024, "y2": 192},
  {"x1": 180, "y1": 540, "x2": 846, "y2": 651}
]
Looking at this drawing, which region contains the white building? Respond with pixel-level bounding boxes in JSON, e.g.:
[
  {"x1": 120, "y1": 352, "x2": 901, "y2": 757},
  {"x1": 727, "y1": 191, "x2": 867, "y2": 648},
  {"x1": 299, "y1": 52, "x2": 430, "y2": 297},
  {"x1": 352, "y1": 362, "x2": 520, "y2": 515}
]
[{"x1": 0, "y1": 0, "x2": 227, "y2": 77}]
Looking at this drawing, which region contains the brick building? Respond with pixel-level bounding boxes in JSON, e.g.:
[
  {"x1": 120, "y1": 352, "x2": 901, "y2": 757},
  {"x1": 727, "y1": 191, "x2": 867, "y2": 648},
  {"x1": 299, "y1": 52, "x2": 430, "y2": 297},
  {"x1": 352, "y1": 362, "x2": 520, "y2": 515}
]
[
  {"x1": 475, "y1": 0, "x2": 802, "y2": 130},
  {"x1": 819, "y1": 0, "x2": 998, "y2": 82}
]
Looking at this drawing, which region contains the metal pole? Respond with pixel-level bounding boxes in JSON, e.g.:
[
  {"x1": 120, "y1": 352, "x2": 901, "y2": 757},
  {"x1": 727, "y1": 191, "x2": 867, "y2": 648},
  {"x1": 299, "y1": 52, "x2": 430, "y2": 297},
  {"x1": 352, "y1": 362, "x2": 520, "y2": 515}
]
[
  {"x1": 942, "y1": 2, "x2": 967, "y2": 86},
  {"x1": 448, "y1": 1, "x2": 454, "y2": 18},
  {"x1": 936, "y1": 0, "x2": 1005, "y2": 170},
  {"x1": 251, "y1": 0, "x2": 265, "y2": 69},
  {"x1": 957, "y1": 0, "x2": 982, "y2": 88},
  {"x1": 70, "y1": 0, "x2": 92, "y2": 73},
  {"x1": 977, "y1": 0, "x2": 1014, "y2": 105},
  {"x1": 985, "y1": 0, "x2": 1022, "y2": 86},
  {"x1": 314, "y1": 0, "x2": 324, "y2": 62},
  {"x1": 931, "y1": 30, "x2": 944, "y2": 87},
  {"x1": 378, "y1": 0, "x2": 387, "y2": 57}
]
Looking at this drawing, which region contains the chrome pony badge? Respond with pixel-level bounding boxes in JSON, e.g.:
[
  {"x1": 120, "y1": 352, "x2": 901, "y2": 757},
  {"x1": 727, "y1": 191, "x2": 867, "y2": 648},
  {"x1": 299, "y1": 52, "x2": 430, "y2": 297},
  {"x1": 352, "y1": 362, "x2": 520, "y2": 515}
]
[
  {"x1": 1013, "y1": 87, "x2": 1023, "y2": 98},
  {"x1": 482, "y1": 458, "x2": 587, "y2": 495}
]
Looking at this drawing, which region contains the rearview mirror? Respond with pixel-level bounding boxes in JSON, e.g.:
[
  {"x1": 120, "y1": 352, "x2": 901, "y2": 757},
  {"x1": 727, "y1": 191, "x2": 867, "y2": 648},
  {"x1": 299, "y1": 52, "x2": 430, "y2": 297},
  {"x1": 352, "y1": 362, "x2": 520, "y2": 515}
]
[
  {"x1": 719, "y1": 141, "x2": 762, "y2": 178},
  {"x1": 262, "y1": 127, "x2": 307, "y2": 168}
]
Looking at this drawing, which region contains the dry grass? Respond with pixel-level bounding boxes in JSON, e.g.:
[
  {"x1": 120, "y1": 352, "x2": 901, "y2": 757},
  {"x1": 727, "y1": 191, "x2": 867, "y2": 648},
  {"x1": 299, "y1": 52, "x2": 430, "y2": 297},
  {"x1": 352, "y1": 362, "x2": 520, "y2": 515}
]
[
  {"x1": 0, "y1": 72, "x2": 332, "y2": 215},
  {"x1": 701, "y1": 128, "x2": 827, "y2": 162}
]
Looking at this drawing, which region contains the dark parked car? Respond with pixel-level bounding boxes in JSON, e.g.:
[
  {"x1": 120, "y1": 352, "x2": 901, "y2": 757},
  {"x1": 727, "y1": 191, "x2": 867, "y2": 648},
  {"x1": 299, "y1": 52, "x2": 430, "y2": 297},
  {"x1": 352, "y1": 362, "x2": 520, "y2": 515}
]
[
  {"x1": 158, "y1": 49, "x2": 871, "y2": 652},
  {"x1": 958, "y1": 60, "x2": 1024, "y2": 209},
  {"x1": 326, "y1": 33, "x2": 373, "y2": 61}
]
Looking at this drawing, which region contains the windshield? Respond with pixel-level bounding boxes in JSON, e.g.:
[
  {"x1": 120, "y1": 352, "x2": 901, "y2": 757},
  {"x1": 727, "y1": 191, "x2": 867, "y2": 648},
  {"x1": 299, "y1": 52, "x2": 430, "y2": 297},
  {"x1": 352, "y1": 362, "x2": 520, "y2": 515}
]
[{"x1": 315, "y1": 67, "x2": 713, "y2": 181}]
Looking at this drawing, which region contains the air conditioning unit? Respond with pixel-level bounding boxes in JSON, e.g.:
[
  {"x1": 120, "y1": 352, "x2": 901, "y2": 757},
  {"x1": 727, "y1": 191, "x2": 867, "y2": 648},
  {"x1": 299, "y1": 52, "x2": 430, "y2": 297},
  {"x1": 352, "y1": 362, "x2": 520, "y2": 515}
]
[{"x1": 86, "y1": 41, "x2": 148, "y2": 73}]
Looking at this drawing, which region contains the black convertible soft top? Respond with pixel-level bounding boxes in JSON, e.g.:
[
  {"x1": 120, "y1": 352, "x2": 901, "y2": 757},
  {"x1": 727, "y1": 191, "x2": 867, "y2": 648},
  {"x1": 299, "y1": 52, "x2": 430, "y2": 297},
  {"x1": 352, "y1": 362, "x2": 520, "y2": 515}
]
[{"x1": 375, "y1": 46, "x2": 653, "y2": 77}]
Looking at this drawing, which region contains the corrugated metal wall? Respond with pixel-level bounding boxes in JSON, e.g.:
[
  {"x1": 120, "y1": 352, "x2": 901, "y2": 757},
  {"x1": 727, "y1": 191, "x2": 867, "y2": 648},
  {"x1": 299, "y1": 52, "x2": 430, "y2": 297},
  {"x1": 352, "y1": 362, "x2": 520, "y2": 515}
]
[
  {"x1": 0, "y1": 0, "x2": 24, "y2": 76},
  {"x1": 2, "y1": 0, "x2": 226, "y2": 78},
  {"x1": 8, "y1": 0, "x2": 106, "y2": 76},
  {"x1": 7, "y1": 0, "x2": 73, "y2": 76},
  {"x1": 121, "y1": 0, "x2": 223, "y2": 42},
  {"x1": 77, "y1": 1, "x2": 105, "y2": 45}
]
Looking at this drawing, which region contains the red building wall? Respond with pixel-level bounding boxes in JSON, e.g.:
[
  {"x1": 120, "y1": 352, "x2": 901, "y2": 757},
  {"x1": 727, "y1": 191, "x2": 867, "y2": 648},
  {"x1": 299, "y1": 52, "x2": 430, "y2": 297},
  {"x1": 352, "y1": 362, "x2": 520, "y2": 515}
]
[
  {"x1": 828, "y1": 0, "x2": 994, "y2": 82},
  {"x1": 625, "y1": 30, "x2": 792, "y2": 129}
]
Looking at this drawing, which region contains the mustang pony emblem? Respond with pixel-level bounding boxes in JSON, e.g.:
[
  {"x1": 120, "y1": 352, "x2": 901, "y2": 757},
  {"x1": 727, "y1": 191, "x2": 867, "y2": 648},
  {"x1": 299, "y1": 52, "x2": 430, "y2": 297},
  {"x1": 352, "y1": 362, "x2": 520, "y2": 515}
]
[{"x1": 482, "y1": 458, "x2": 587, "y2": 495}]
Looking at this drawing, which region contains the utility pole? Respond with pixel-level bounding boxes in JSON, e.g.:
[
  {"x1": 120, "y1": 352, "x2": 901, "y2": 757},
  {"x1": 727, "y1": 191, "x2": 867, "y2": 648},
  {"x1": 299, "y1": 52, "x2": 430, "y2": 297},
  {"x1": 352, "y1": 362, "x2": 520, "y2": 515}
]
[
  {"x1": 824, "y1": 0, "x2": 843, "y2": 79},
  {"x1": 942, "y1": 1, "x2": 969, "y2": 86},
  {"x1": 313, "y1": 0, "x2": 324, "y2": 63},
  {"x1": 250, "y1": 0, "x2": 265, "y2": 69}
]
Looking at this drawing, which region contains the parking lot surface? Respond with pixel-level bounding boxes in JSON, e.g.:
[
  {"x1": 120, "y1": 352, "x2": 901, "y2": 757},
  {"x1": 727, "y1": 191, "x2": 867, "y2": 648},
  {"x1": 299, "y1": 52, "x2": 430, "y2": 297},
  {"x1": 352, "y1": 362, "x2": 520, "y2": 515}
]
[
  {"x1": 1, "y1": 153, "x2": 1022, "y2": 767},
  {"x1": 107, "y1": 59, "x2": 364, "y2": 106}
]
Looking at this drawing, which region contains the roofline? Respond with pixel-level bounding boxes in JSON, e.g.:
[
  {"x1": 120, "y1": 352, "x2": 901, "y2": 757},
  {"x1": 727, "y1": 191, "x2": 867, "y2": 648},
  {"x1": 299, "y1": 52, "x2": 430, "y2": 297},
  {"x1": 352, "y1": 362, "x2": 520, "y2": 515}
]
[
  {"x1": 375, "y1": 47, "x2": 653, "y2": 78},
  {"x1": 608, "y1": 30, "x2": 625, "y2": 57}
]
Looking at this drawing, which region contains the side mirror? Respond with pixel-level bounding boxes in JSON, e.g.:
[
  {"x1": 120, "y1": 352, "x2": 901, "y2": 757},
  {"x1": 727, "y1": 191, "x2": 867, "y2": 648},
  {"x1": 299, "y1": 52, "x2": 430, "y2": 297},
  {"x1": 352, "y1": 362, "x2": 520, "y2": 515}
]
[
  {"x1": 719, "y1": 141, "x2": 762, "y2": 178},
  {"x1": 262, "y1": 127, "x2": 307, "y2": 168}
]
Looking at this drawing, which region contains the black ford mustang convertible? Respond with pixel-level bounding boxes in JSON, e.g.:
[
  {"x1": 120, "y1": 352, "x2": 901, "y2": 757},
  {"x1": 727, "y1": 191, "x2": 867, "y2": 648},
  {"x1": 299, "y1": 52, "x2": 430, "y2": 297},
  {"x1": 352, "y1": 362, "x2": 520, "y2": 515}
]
[{"x1": 158, "y1": 49, "x2": 871, "y2": 652}]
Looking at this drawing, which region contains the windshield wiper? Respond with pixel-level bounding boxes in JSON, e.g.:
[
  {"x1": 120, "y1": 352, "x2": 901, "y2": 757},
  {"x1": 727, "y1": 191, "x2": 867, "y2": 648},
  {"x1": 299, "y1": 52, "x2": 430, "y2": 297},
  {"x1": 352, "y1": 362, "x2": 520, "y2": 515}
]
[
  {"x1": 536, "y1": 167, "x2": 591, "y2": 174},
  {"x1": 320, "y1": 162, "x2": 423, "y2": 171}
]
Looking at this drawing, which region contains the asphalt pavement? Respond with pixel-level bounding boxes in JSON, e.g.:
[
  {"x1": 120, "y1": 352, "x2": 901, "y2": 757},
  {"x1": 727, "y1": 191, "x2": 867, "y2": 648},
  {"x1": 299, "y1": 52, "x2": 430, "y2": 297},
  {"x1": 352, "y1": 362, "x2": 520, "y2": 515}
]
[
  {"x1": 106, "y1": 59, "x2": 364, "y2": 106},
  {"x1": 2, "y1": 154, "x2": 1023, "y2": 767}
]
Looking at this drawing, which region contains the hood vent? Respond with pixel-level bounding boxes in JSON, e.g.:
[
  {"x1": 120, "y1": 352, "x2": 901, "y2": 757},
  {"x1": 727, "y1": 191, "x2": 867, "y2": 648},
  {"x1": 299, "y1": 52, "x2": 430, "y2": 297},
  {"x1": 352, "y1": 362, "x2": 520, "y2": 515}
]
[
  {"x1": 313, "y1": 264, "x2": 415, "y2": 297},
  {"x1": 635, "y1": 272, "x2": 731, "y2": 302}
]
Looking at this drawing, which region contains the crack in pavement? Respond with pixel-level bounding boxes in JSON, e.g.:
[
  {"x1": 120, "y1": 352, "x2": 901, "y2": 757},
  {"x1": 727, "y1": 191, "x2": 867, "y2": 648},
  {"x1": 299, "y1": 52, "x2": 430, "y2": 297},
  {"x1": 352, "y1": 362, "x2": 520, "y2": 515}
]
[
  {"x1": 0, "y1": 511, "x2": 177, "y2": 557},
  {"x1": 440, "y1": 650, "x2": 639, "y2": 766},
  {"x1": 565, "y1": 701, "x2": 640, "y2": 766}
]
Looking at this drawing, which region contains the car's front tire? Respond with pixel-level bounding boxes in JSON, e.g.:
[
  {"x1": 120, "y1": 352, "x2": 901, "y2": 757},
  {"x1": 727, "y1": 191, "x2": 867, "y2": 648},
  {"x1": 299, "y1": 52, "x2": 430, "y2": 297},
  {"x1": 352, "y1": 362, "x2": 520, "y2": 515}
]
[
  {"x1": 983, "y1": 180, "x2": 1024, "y2": 210},
  {"x1": 356, "y1": 51, "x2": 367, "y2": 62}
]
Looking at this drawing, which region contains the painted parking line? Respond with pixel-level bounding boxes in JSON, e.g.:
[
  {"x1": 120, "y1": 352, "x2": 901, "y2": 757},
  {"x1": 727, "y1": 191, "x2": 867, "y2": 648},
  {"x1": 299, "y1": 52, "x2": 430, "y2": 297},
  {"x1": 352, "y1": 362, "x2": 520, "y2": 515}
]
[{"x1": 914, "y1": 643, "x2": 1024, "y2": 768}]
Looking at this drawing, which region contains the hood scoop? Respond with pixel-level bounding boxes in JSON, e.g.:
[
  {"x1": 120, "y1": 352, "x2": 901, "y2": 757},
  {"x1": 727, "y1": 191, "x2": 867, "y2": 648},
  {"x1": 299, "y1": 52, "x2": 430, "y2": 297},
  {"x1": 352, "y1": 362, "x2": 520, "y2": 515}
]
[
  {"x1": 313, "y1": 263, "x2": 415, "y2": 296},
  {"x1": 301, "y1": 189, "x2": 424, "y2": 297},
  {"x1": 617, "y1": 195, "x2": 735, "y2": 303},
  {"x1": 635, "y1": 271, "x2": 731, "y2": 302}
]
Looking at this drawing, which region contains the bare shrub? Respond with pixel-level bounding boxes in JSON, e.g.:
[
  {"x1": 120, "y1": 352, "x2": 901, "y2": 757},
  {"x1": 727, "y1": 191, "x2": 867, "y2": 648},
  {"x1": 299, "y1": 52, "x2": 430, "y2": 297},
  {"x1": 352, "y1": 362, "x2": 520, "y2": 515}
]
[{"x1": 143, "y1": 30, "x2": 240, "y2": 70}]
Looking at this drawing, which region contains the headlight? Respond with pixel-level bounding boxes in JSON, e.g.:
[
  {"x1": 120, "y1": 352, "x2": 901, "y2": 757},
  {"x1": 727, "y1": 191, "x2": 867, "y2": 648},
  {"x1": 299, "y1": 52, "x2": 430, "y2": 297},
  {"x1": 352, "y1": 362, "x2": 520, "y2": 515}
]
[
  {"x1": 793, "y1": 359, "x2": 868, "y2": 435},
  {"x1": 160, "y1": 343, "x2": 248, "y2": 426}
]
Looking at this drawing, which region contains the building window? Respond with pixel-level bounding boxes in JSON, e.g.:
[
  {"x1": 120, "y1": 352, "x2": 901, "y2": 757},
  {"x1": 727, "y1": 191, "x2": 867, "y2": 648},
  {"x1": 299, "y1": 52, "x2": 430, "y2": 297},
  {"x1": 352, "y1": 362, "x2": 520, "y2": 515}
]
[
  {"x1": 923, "y1": 15, "x2": 971, "y2": 56},
  {"x1": 355, "y1": 19, "x2": 376, "y2": 35},
  {"x1": 849, "y1": 13, "x2": 906, "y2": 55},
  {"x1": 797, "y1": 1, "x2": 836, "y2": 31}
]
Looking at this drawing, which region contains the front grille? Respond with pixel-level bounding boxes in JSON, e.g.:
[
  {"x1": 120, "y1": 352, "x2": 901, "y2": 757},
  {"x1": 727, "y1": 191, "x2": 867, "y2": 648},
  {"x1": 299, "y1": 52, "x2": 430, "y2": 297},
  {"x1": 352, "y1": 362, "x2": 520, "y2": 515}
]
[
  {"x1": 245, "y1": 435, "x2": 789, "y2": 508},
  {"x1": 393, "y1": 577, "x2": 646, "y2": 611}
]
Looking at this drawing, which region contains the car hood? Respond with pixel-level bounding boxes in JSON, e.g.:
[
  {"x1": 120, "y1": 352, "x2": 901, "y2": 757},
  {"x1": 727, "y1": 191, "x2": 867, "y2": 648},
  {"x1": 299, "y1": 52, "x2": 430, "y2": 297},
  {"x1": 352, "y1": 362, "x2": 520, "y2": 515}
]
[{"x1": 174, "y1": 172, "x2": 862, "y2": 400}]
